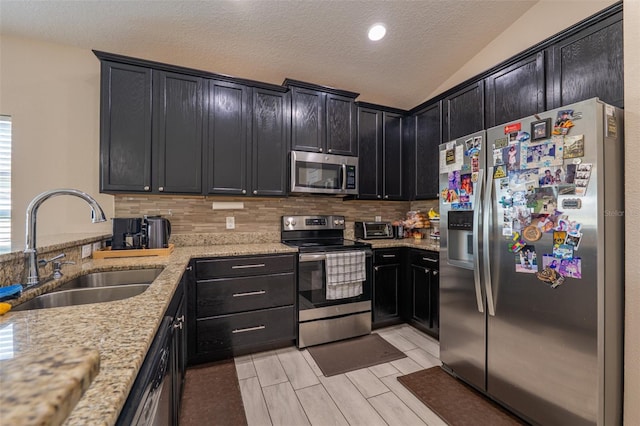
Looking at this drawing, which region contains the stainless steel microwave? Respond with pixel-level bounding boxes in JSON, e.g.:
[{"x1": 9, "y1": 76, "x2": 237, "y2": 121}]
[{"x1": 290, "y1": 151, "x2": 358, "y2": 195}]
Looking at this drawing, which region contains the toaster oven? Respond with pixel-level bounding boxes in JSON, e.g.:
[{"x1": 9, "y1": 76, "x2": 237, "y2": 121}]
[{"x1": 354, "y1": 222, "x2": 393, "y2": 239}]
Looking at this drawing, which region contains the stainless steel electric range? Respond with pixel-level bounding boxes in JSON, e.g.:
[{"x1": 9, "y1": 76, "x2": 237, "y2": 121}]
[{"x1": 281, "y1": 215, "x2": 372, "y2": 348}]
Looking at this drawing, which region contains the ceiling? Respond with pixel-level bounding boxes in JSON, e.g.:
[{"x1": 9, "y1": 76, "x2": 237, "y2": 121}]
[{"x1": 0, "y1": 0, "x2": 538, "y2": 110}]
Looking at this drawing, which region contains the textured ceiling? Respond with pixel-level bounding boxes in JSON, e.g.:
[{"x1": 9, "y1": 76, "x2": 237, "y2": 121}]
[{"x1": 0, "y1": 0, "x2": 538, "y2": 110}]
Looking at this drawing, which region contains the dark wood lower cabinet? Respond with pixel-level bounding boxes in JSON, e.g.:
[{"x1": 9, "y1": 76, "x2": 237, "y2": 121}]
[
  {"x1": 188, "y1": 254, "x2": 296, "y2": 364},
  {"x1": 407, "y1": 250, "x2": 439, "y2": 338},
  {"x1": 372, "y1": 248, "x2": 403, "y2": 328}
]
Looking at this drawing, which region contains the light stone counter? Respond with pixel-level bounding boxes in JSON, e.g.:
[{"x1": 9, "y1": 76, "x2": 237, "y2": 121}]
[
  {"x1": 0, "y1": 243, "x2": 297, "y2": 426},
  {"x1": 363, "y1": 238, "x2": 440, "y2": 252}
]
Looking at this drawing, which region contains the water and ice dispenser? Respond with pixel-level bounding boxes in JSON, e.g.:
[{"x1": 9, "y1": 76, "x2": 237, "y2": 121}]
[{"x1": 447, "y1": 210, "x2": 474, "y2": 266}]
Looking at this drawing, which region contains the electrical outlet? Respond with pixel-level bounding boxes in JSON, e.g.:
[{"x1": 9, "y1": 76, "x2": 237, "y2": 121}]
[
  {"x1": 226, "y1": 216, "x2": 235, "y2": 229},
  {"x1": 375, "y1": 216, "x2": 382, "y2": 222},
  {"x1": 92, "y1": 242, "x2": 102, "y2": 252},
  {"x1": 82, "y1": 244, "x2": 92, "y2": 259}
]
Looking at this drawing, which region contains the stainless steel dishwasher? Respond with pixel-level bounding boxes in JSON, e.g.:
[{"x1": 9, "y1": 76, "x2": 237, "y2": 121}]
[{"x1": 117, "y1": 317, "x2": 173, "y2": 426}]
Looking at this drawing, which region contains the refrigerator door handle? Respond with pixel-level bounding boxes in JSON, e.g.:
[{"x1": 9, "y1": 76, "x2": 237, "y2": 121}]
[
  {"x1": 472, "y1": 168, "x2": 484, "y2": 313},
  {"x1": 483, "y1": 166, "x2": 496, "y2": 316}
]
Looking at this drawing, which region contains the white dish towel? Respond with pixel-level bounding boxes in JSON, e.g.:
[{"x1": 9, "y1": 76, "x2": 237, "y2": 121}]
[{"x1": 325, "y1": 251, "x2": 366, "y2": 300}]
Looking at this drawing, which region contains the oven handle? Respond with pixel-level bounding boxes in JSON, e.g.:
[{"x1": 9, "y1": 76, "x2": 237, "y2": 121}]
[
  {"x1": 299, "y1": 253, "x2": 327, "y2": 263},
  {"x1": 299, "y1": 250, "x2": 372, "y2": 263}
]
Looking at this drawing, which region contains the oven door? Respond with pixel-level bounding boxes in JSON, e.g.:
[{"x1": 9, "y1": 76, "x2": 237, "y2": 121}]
[
  {"x1": 297, "y1": 251, "x2": 372, "y2": 311},
  {"x1": 290, "y1": 151, "x2": 358, "y2": 195}
]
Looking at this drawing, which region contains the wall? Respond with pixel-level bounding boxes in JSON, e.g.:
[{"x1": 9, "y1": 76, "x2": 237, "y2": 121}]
[
  {"x1": 429, "y1": 0, "x2": 617, "y2": 99},
  {"x1": 623, "y1": 1, "x2": 640, "y2": 423},
  {"x1": 0, "y1": 35, "x2": 113, "y2": 251}
]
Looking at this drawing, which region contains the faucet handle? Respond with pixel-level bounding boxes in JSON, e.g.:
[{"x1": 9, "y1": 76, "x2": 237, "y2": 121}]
[
  {"x1": 52, "y1": 260, "x2": 75, "y2": 279},
  {"x1": 38, "y1": 253, "x2": 66, "y2": 267}
]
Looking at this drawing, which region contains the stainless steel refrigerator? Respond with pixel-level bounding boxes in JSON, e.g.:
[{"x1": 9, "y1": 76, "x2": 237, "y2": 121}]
[{"x1": 438, "y1": 98, "x2": 623, "y2": 426}]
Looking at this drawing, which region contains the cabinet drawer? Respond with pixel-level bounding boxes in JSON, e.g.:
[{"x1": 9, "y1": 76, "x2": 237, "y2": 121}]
[
  {"x1": 374, "y1": 248, "x2": 402, "y2": 265},
  {"x1": 195, "y1": 254, "x2": 295, "y2": 279},
  {"x1": 196, "y1": 305, "x2": 295, "y2": 354},
  {"x1": 410, "y1": 250, "x2": 439, "y2": 269},
  {"x1": 196, "y1": 272, "x2": 295, "y2": 317}
]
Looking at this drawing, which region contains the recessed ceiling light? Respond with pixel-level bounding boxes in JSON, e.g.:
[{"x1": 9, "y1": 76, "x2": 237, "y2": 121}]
[{"x1": 368, "y1": 24, "x2": 386, "y2": 41}]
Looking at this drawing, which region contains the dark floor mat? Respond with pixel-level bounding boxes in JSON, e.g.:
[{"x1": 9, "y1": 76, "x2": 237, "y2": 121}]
[
  {"x1": 179, "y1": 359, "x2": 247, "y2": 426},
  {"x1": 397, "y1": 366, "x2": 527, "y2": 426},
  {"x1": 307, "y1": 333, "x2": 406, "y2": 377}
]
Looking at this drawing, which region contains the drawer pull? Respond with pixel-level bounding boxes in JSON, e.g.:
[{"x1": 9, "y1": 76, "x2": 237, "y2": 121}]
[
  {"x1": 232, "y1": 290, "x2": 266, "y2": 297},
  {"x1": 232, "y1": 325, "x2": 265, "y2": 334},
  {"x1": 382, "y1": 254, "x2": 396, "y2": 258},
  {"x1": 422, "y1": 257, "x2": 438, "y2": 263},
  {"x1": 231, "y1": 263, "x2": 266, "y2": 269}
]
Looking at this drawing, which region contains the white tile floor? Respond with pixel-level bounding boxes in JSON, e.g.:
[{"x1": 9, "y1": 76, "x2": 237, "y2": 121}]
[{"x1": 234, "y1": 324, "x2": 446, "y2": 426}]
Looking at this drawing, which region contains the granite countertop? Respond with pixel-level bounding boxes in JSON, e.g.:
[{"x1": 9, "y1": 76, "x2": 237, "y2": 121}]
[
  {"x1": 0, "y1": 243, "x2": 297, "y2": 426},
  {"x1": 363, "y1": 237, "x2": 440, "y2": 252}
]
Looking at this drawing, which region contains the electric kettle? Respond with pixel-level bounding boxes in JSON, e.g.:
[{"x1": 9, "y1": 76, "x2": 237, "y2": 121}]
[{"x1": 145, "y1": 216, "x2": 171, "y2": 249}]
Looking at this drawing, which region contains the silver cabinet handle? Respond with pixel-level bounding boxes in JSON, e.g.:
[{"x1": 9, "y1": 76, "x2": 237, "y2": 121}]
[
  {"x1": 253, "y1": 190, "x2": 258, "y2": 195},
  {"x1": 319, "y1": 148, "x2": 323, "y2": 152},
  {"x1": 159, "y1": 186, "x2": 164, "y2": 192},
  {"x1": 242, "y1": 189, "x2": 247, "y2": 194},
  {"x1": 382, "y1": 254, "x2": 396, "y2": 258},
  {"x1": 328, "y1": 149, "x2": 332, "y2": 153},
  {"x1": 422, "y1": 257, "x2": 438, "y2": 263},
  {"x1": 384, "y1": 195, "x2": 389, "y2": 199},
  {"x1": 231, "y1": 263, "x2": 266, "y2": 269},
  {"x1": 377, "y1": 195, "x2": 381, "y2": 199},
  {"x1": 143, "y1": 185, "x2": 150, "y2": 191},
  {"x1": 232, "y1": 325, "x2": 265, "y2": 334},
  {"x1": 232, "y1": 290, "x2": 266, "y2": 297},
  {"x1": 174, "y1": 321, "x2": 183, "y2": 330},
  {"x1": 433, "y1": 270, "x2": 438, "y2": 276}
]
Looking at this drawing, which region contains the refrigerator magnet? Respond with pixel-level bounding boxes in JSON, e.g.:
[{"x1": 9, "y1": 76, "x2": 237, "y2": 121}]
[
  {"x1": 508, "y1": 232, "x2": 526, "y2": 252},
  {"x1": 563, "y1": 135, "x2": 585, "y2": 159},
  {"x1": 536, "y1": 266, "x2": 566, "y2": 288},
  {"x1": 552, "y1": 244, "x2": 574, "y2": 259},
  {"x1": 494, "y1": 165, "x2": 507, "y2": 179},
  {"x1": 523, "y1": 225, "x2": 542, "y2": 242},
  {"x1": 558, "y1": 258, "x2": 582, "y2": 279},
  {"x1": 471, "y1": 172, "x2": 479, "y2": 183},
  {"x1": 565, "y1": 232, "x2": 582, "y2": 250},
  {"x1": 494, "y1": 137, "x2": 508, "y2": 149},
  {"x1": 515, "y1": 245, "x2": 538, "y2": 274},
  {"x1": 517, "y1": 131, "x2": 531, "y2": 143},
  {"x1": 503, "y1": 144, "x2": 521, "y2": 171},
  {"x1": 553, "y1": 230, "x2": 568, "y2": 247},
  {"x1": 471, "y1": 156, "x2": 480, "y2": 173},
  {"x1": 504, "y1": 123, "x2": 522, "y2": 134},
  {"x1": 552, "y1": 109, "x2": 576, "y2": 135}
]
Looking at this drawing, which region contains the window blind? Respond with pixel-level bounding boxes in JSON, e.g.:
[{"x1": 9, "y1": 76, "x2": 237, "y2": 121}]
[{"x1": 0, "y1": 116, "x2": 11, "y2": 252}]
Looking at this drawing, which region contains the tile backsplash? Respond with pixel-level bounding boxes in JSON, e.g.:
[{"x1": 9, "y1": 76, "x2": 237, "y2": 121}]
[{"x1": 115, "y1": 195, "x2": 438, "y2": 234}]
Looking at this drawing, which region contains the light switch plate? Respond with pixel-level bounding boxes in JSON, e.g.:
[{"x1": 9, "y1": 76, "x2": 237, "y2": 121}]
[
  {"x1": 81, "y1": 244, "x2": 92, "y2": 259},
  {"x1": 375, "y1": 216, "x2": 382, "y2": 222},
  {"x1": 226, "y1": 216, "x2": 235, "y2": 229}
]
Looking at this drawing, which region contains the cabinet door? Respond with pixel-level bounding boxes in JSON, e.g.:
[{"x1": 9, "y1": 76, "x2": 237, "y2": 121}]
[
  {"x1": 100, "y1": 61, "x2": 152, "y2": 192},
  {"x1": 547, "y1": 12, "x2": 623, "y2": 109},
  {"x1": 414, "y1": 102, "x2": 442, "y2": 200},
  {"x1": 154, "y1": 71, "x2": 203, "y2": 194},
  {"x1": 326, "y1": 94, "x2": 357, "y2": 156},
  {"x1": 291, "y1": 87, "x2": 325, "y2": 153},
  {"x1": 443, "y1": 82, "x2": 484, "y2": 142},
  {"x1": 251, "y1": 89, "x2": 290, "y2": 196},
  {"x1": 357, "y1": 107, "x2": 383, "y2": 199},
  {"x1": 382, "y1": 112, "x2": 403, "y2": 200},
  {"x1": 485, "y1": 52, "x2": 545, "y2": 128},
  {"x1": 411, "y1": 265, "x2": 431, "y2": 327},
  {"x1": 207, "y1": 80, "x2": 250, "y2": 195}
]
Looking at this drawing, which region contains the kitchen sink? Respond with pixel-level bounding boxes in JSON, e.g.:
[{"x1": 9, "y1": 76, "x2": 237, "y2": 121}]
[
  {"x1": 13, "y1": 268, "x2": 163, "y2": 311},
  {"x1": 55, "y1": 268, "x2": 164, "y2": 291},
  {"x1": 13, "y1": 284, "x2": 151, "y2": 311}
]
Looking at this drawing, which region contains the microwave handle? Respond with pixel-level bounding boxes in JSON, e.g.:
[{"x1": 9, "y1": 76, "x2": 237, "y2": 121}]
[{"x1": 341, "y1": 164, "x2": 347, "y2": 190}]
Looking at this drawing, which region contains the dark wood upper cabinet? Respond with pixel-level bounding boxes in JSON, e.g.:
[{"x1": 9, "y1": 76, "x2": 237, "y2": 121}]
[
  {"x1": 99, "y1": 61, "x2": 153, "y2": 193},
  {"x1": 547, "y1": 12, "x2": 623, "y2": 109},
  {"x1": 285, "y1": 79, "x2": 358, "y2": 156},
  {"x1": 383, "y1": 112, "x2": 403, "y2": 200},
  {"x1": 326, "y1": 93, "x2": 357, "y2": 156},
  {"x1": 153, "y1": 71, "x2": 203, "y2": 194},
  {"x1": 485, "y1": 52, "x2": 546, "y2": 128},
  {"x1": 290, "y1": 86, "x2": 324, "y2": 153},
  {"x1": 413, "y1": 101, "x2": 442, "y2": 200},
  {"x1": 357, "y1": 107, "x2": 383, "y2": 200},
  {"x1": 251, "y1": 88, "x2": 290, "y2": 196},
  {"x1": 206, "y1": 80, "x2": 250, "y2": 195},
  {"x1": 443, "y1": 81, "x2": 484, "y2": 142}
]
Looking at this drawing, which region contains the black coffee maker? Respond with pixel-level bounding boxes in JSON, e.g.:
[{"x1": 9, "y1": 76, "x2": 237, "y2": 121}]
[{"x1": 112, "y1": 218, "x2": 145, "y2": 250}]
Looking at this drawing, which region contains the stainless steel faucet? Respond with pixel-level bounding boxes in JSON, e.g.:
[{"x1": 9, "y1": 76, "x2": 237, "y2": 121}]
[{"x1": 24, "y1": 189, "x2": 107, "y2": 287}]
